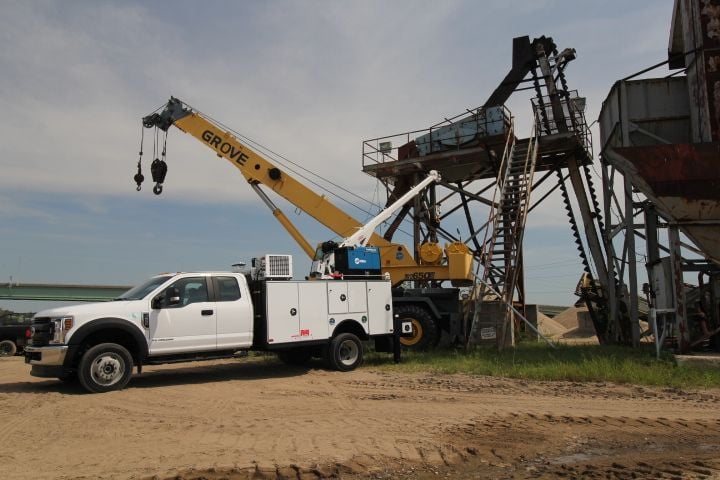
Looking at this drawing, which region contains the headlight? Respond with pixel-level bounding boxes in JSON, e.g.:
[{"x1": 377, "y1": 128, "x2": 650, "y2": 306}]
[{"x1": 51, "y1": 316, "x2": 74, "y2": 344}]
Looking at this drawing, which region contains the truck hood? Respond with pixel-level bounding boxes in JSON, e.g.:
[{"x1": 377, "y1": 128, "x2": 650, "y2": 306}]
[{"x1": 35, "y1": 300, "x2": 147, "y2": 318}]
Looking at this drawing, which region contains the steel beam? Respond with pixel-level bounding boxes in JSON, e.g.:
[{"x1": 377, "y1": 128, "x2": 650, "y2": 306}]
[
  {"x1": 624, "y1": 176, "x2": 640, "y2": 346},
  {"x1": 602, "y1": 157, "x2": 619, "y2": 342},
  {"x1": 567, "y1": 156, "x2": 610, "y2": 286},
  {"x1": 668, "y1": 226, "x2": 689, "y2": 351}
]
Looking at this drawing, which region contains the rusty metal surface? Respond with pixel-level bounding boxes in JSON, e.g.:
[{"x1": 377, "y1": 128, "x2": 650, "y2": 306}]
[
  {"x1": 698, "y1": 0, "x2": 720, "y2": 140},
  {"x1": 614, "y1": 143, "x2": 720, "y2": 199},
  {"x1": 607, "y1": 142, "x2": 720, "y2": 264}
]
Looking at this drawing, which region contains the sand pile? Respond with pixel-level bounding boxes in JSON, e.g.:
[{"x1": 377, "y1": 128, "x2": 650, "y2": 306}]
[
  {"x1": 547, "y1": 306, "x2": 599, "y2": 343},
  {"x1": 552, "y1": 306, "x2": 584, "y2": 330},
  {"x1": 537, "y1": 312, "x2": 567, "y2": 337}
]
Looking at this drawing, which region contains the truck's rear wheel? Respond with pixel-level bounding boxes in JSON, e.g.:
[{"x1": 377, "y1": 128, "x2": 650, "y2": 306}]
[
  {"x1": 327, "y1": 333, "x2": 363, "y2": 371},
  {"x1": 395, "y1": 304, "x2": 439, "y2": 350},
  {"x1": 0, "y1": 340, "x2": 17, "y2": 357},
  {"x1": 277, "y1": 349, "x2": 312, "y2": 366},
  {"x1": 78, "y1": 343, "x2": 133, "y2": 393}
]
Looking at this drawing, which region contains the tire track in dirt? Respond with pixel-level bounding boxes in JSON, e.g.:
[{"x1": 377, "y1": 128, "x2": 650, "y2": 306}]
[{"x1": 3, "y1": 357, "x2": 720, "y2": 480}]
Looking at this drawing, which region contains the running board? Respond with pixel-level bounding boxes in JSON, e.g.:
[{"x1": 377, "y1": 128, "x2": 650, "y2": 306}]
[{"x1": 144, "y1": 349, "x2": 249, "y2": 366}]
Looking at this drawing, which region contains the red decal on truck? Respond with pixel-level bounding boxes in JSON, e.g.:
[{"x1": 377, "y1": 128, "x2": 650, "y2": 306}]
[{"x1": 300, "y1": 329, "x2": 310, "y2": 336}]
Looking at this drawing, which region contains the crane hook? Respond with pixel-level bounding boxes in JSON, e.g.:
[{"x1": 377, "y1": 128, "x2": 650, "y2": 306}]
[
  {"x1": 151, "y1": 158, "x2": 168, "y2": 196},
  {"x1": 134, "y1": 161, "x2": 144, "y2": 191}
]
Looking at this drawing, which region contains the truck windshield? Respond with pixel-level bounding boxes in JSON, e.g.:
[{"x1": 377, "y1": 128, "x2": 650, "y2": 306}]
[{"x1": 114, "y1": 275, "x2": 173, "y2": 300}]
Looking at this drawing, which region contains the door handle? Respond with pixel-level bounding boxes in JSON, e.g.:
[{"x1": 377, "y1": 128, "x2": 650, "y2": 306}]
[{"x1": 201, "y1": 309, "x2": 214, "y2": 316}]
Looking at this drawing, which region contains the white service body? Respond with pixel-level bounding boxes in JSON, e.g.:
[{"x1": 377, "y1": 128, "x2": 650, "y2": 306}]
[{"x1": 25, "y1": 271, "x2": 398, "y2": 393}]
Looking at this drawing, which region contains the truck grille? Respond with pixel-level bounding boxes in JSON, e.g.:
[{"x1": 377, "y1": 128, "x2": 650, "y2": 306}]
[{"x1": 30, "y1": 317, "x2": 54, "y2": 346}]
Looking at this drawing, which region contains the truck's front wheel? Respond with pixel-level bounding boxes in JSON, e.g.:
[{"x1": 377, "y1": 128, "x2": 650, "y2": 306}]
[
  {"x1": 0, "y1": 340, "x2": 17, "y2": 357},
  {"x1": 327, "y1": 333, "x2": 363, "y2": 372},
  {"x1": 78, "y1": 343, "x2": 133, "y2": 393},
  {"x1": 395, "y1": 304, "x2": 439, "y2": 350}
]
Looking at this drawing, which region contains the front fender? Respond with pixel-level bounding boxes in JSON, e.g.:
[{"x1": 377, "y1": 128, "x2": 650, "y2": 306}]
[{"x1": 66, "y1": 317, "x2": 149, "y2": 365}]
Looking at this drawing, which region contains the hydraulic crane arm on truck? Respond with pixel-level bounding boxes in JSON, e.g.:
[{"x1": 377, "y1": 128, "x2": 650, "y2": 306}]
[
  {"x1": 141, "y1": 97, "x2": 475, "y2": 349},
  {"x1": 311, "y1": 170, "x2": 441, "y2": 279},
  {"x1": 341, "y1": 170, "x2": 440, "y2": 248}
]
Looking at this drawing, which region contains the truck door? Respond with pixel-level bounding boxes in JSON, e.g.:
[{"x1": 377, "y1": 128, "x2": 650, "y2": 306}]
[
  {"x1": 213, "y1": 275, "x2": 253, "y2": 349},
  {"x1": 149, "y1": 276, "x2": 217, "y2": 354}
]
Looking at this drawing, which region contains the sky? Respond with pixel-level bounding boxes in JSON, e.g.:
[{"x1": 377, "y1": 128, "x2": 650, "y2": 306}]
[{"x1": 0, "y1": 0, "x2": 675, "y2": 312}]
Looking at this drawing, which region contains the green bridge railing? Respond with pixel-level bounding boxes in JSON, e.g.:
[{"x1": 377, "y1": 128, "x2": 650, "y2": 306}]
[{"x1": 0, "y1": 283, "x2": 132, "y2": 302}]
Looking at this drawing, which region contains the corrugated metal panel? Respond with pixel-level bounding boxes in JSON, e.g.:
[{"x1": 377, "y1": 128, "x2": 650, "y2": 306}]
[
  {"x1": 598, "y1": 80, "x2": 622, "y2": 145},
  {"x1": 599, "y1": 78, "x2": 691, "y2": 147}
]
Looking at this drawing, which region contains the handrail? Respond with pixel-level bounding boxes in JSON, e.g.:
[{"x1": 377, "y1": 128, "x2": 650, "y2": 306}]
[
  {"x1": 505, "y1": 109, "x2": 540, "y2": 292},
  {"x1": 531, "y1": 90, "x2": 592, "y2": 157},
  {"x1": 361, "y1": 105, "x2": 513, "y2": 167},
  {"x1": 479, "y1": 119, "x2": 516, "y2": 287}
]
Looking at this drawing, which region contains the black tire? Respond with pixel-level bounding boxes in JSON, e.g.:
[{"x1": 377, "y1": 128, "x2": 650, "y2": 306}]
[
  {"x1": 395, "y1": 304, "x2": 439, "y2": 350},
  {"x1": 711, "y1": 333, "x2": 720, "y2": 352},
  {"x1": 0, "y1": 340, "x2": 17, "y2": 357},
  {"x1": 77, "y1": 343, "x2": 133, "y2": 393},
  {"x1": 326, "y1": 333, "x2": 363, "y2": 372},
  {"x1": 277, "y1": 349, "x2": 312, "y2": 366}
]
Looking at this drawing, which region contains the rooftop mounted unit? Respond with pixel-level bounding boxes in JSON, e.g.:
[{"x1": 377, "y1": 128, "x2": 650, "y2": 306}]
[{"x1": 251, "y1": 254, "x2": 293, "y2": 280}]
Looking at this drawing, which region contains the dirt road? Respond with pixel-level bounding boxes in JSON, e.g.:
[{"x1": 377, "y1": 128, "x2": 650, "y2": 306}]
[{"x1": 2, "y1": 356, "x2": 720, "y2": 479}]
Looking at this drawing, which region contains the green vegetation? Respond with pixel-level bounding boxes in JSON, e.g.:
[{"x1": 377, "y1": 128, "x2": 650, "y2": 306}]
[{"x1": 365, "y1": 344, "x2": 720, "y2": 389}]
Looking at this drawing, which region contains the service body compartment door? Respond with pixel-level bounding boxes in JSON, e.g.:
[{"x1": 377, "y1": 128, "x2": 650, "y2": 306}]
[
  {"x1": 327, "y1": 282, "x2": 349, "y2": 314},
  {"x1": 298, "y1": 282, "x2": 329, "y2": 340},
  {"x1": 265, "y1": 282, "x2": 299, "y2": 344},
  {"x1": 367, "y1": 281, "x2": 393, "y2": 335},
  {"x1": 347, "y1": 282, "x2": 368, "y2": 313}
]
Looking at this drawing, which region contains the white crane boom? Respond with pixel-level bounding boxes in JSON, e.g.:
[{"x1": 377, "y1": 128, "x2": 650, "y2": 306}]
[{"x1": 340, "y1": 170, "x2": 441, "y2": 247}]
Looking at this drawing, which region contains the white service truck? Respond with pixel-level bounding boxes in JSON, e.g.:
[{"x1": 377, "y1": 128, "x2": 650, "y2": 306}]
[{"x1": 25, "y1": 255, "x2": 405, "y2": 393}]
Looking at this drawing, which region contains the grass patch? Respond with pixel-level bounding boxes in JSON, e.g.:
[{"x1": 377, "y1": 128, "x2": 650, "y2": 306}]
[{"x1": 365, "y1": 343, "x2": 720, "y2": 389}]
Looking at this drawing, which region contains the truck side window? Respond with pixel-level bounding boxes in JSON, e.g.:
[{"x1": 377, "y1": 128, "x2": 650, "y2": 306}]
[
  {"x1": 166, "y1": 277, "x2": 208, "y2": 307},
  {"x1": 215, "y1": 276, "x2": 241, "y2": 301}
]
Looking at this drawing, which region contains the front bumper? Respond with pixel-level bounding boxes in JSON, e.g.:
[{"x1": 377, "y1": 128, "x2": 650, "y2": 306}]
[{"x1": 25, "y1": 345, "x2": 70, "y2": 378}]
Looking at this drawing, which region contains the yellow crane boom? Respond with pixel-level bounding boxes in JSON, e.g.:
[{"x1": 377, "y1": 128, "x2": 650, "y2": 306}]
[{"x1": 142, "y1": 97, "x2": 473, "y2": 286}]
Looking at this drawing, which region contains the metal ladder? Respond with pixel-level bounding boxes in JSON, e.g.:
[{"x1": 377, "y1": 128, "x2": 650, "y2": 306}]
[{"x1": 467, "y1": 114, "x2": 540, "y2": 346}]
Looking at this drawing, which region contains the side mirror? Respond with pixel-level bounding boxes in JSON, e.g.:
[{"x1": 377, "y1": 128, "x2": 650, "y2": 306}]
[
  {"x1": 167, "y1": 287, "x2": 181, "y2": 306},
  {"x1": 151, "y1": 295, "x2": 163, "y2": 310}
]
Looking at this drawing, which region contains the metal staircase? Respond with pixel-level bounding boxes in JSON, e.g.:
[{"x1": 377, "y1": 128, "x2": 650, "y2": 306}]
[{"x1": 467, "y1": 114, "x2": 540, "y2": 346}]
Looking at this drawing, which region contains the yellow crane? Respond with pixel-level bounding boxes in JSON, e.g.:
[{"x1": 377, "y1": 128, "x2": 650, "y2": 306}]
[{"x1": 141, "y1": 97, "x2": 474, "y2": 348}]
